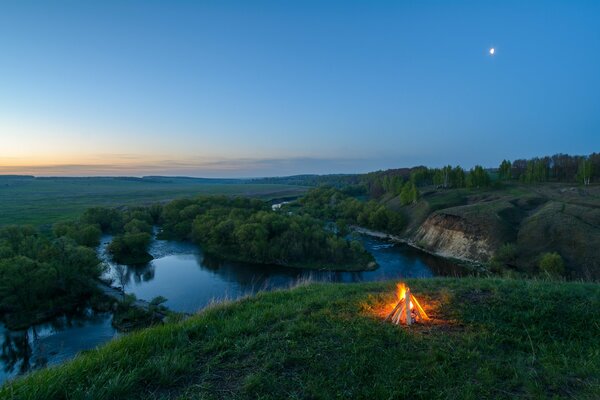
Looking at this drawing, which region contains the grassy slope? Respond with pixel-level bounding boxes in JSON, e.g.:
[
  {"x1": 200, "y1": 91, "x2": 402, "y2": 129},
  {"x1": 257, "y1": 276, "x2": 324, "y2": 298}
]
[
  {"x1": 3, "y1": 278, "x2": 599, "y2": 399},
  {"x1": 0, "y1": 176, "x2": 306, "y2": 227},
  {"x1": 384, "y1": 183, "x2": 600, "y2": 278}
]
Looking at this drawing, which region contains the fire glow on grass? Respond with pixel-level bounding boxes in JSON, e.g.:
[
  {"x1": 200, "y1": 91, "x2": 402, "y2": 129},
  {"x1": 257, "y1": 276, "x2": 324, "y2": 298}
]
[{"x1": 384, "y1": 283, "x2": 429, "y2": 326}]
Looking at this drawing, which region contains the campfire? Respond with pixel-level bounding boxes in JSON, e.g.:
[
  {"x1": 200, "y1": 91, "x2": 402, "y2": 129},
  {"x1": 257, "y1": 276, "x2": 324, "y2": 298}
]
[{"x1": 384, "y1": 283, "x2": 429, "y2": 325}]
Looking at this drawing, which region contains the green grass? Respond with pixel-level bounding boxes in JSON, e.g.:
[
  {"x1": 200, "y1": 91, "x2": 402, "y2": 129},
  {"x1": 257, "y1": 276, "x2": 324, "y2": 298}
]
[
  {"x1": 0, "y1": 176, "x2": 306, "y2": 227},
  {"x1": 3, "y1": 278, "x2": 599, "y2": 399}
]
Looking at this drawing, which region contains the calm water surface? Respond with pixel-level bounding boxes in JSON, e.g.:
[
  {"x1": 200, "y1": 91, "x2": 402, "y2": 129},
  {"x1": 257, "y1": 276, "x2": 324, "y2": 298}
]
[
  {"x1": 0, "y1": 310, "x2": 116, "y2": 384},
  {"x1": 100, "y1": 233, "x2": 463, "y2": 313},
  {"x1": 1, "y1": 231, "x2": 463, "y2": 384}
]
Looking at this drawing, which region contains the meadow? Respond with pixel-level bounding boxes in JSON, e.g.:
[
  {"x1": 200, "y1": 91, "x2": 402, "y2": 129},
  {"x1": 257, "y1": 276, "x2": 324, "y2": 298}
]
[
  {"x1": 3, "y1": 278, "x2": 598, "y2": 399},
  {"x1": 0, "y1": 176, "x2": 306, "y2": 227}
]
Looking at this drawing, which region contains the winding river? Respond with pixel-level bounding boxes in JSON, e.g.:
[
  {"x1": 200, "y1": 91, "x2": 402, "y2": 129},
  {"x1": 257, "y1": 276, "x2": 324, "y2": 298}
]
[{"x1": 0, "y1": 230, "x2": 463, "y2": 384}]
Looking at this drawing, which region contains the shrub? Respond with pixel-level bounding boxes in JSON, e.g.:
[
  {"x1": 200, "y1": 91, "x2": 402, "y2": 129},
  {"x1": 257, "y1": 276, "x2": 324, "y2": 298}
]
[{"x1": 538, "y1": 252, "x2": 565, "y2": 278}]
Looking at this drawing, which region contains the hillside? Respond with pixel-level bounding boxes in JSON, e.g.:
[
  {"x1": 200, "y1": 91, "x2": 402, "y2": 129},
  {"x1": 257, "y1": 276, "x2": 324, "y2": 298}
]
[
  {"x1": 382, "y1": 183, "x2": 600, "y2": 279},
  {"x1": 2, "y1": 278, "x2": 599, "y2": 399}
]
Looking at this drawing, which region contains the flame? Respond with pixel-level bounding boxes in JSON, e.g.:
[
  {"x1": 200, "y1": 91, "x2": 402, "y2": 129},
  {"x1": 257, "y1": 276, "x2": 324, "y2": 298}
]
[
  {"x1": 384, "y1": 282, "x2": 429, "y2": 322},
  {"x1": 394, "y1": 282, "x2": 413, "y2": 310}
]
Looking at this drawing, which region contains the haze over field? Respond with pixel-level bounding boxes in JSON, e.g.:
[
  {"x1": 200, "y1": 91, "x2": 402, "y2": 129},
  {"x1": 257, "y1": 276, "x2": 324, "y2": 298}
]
[{"x1": 2, "y1": 1, "x2": 600, "y2": 177}]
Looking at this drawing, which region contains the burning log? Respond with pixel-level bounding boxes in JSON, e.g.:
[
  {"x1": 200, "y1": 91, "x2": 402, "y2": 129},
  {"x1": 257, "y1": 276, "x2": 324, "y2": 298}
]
[{"x1": 384, "y1": 283, "x2": 429, "y2": 325}]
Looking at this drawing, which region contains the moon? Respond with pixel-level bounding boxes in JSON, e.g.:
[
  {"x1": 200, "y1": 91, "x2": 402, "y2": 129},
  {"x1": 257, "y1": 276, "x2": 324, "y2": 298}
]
[{"x1": 489, "y1": 47, "x2": 495, "y2": 55}]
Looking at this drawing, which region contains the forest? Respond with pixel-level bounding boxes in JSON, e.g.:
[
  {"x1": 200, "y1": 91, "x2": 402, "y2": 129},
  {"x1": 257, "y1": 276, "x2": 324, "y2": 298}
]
[
  {"x1": 297, "y1": 187, "x2": 406, "y2": 235},
  {"x1": 0, "y1": 225, "x2": 104, "y2": 329},
  {"x1": 160, "y1": 196, "x2": 375, "y2": 270}
]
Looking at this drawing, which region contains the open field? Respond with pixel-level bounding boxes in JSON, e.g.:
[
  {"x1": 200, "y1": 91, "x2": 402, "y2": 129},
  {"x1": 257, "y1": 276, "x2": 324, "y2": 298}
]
[
  {"x1": 3, "y1": 278, "x2": 598, "y2": 399},
  {"x1": 0, "y1": 176, "x2": 306, "y2": 227}
]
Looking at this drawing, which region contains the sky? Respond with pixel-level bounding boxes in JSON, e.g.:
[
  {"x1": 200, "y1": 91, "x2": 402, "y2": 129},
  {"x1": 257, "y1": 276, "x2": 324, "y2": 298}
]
[{"x1": 1, "y1": 1, "x2": 599, "y2": 177}]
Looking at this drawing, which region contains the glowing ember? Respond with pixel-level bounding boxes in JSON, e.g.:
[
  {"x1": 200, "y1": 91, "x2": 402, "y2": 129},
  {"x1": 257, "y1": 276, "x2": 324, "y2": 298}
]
[{"x1": 384, "y1": 283, "x2": 429, "y2": 325}]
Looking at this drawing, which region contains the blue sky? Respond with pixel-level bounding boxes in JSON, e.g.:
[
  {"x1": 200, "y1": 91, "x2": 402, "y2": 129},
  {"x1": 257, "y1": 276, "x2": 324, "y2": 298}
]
[{"x1": 1, "y1": 1, "x2": 599, "y2": 177}]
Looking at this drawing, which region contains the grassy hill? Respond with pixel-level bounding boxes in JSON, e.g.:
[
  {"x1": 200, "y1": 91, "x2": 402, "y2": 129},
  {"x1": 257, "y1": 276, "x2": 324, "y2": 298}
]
[
  {"x1": 382, "y1": 183, "x2": 600, "y2": 279},
  {"x1": 3, "y1": 278, "x2": 599, "y2": 399},
  {"x1": 0, "y1": 176, "x2": 306, "y2": 227}
]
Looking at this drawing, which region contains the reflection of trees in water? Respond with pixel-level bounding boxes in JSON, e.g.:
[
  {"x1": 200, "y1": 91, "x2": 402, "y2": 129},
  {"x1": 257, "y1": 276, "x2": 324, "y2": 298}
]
[
  {"x1": 111, "y1": 262, "x2": 156, "y2": 290},
  {"x1": 1, "y1": 310, "x2": 108, "y2": 378},
  {"x1": 1, "y1": 329, "x2": 33, "y2": 375},
  {"x1": 197, "y1": 253, "x2": 368, "y2": 290},
  {"x1": 127, "y1": 263, "x2": 155, "y2": 283},
  {"x1": 198, "y1": 253, "x2": 223, "y2": 271}
]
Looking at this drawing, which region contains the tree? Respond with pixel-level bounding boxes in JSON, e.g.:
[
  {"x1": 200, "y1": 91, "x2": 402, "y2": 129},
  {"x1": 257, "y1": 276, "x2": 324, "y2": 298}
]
[
  {"x1": 451, "y1": 166, "x2": 466, "y2": 188},
  {"x1": 466, "y1": 166, "x2": 490, "y2": 188},
  {"x1": 441, "y1": 165, "x2": 452, "y2": 188},
  {"x1": 108, "y1": 232, "x2": 153, "y2": 264},
  {"x1": 577, "y1": 158, "x2": 592, "y2": 186},
  {"x1": 400, "y1": 182, "x2": 419, "y2": 205},
  {"x1": 499, "y1": 160, "x2": 512, "y2": 180}
]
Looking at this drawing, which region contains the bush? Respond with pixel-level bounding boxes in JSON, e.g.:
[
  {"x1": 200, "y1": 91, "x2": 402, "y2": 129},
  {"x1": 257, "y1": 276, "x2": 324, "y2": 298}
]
[
  {"x1": 495, "y1": 243, "x2": 518, "y2": 264},
  {"x1": 108, "y1": 232, "x2": 153, "y2": 264},
  {"x1": 538, "y1": 252, "x2": 565, "y2": 278}
]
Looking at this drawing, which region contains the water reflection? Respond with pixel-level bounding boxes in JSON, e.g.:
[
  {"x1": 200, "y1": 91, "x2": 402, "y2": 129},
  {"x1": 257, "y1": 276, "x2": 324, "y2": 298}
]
[
  {"x1": 0, "y1": 232, "x2": 466, "y2": 385},
  {"x1": 0, "y1": 310, "x2": 116, "y2": 384},
  {"x1": 100, "y1": 233, "x2": 466, "y2": 314}
]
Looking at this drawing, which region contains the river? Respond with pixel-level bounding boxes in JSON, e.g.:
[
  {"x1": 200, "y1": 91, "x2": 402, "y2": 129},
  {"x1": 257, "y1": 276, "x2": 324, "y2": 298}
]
[{"x1": 0, "y1": 230, "x2": 463, "y2": 384}]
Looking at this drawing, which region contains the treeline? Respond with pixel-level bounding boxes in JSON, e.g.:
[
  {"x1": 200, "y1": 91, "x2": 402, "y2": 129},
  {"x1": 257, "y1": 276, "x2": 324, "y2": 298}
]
[
  {"x1": 298, "y1": 187, "x2": 406, "y2": 235},
  {"x1": 159, "y1": 196, "x2": 374, "y2": 270},
  {"x1": 497, "y1": 153, "x2": 599, "y2": 184},
  {"x1": 250, "y1": 174, "x2": 362, "y2": 188},
  {"x1": 363, "y1": 165, "x2": 491, "y2": 199},
  {"x1": 0, "y1": 225, "x2": 103, "y2": 328}
]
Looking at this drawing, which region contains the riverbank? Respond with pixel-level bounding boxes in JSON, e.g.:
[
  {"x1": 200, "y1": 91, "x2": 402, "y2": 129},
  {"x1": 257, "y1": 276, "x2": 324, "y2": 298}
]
[
  {"x1": 0, "y1": 230, "x2": 462, "y2": 386},
  {"x1": 351, "y1": 226, "x2": 486, "y2": 272},
  {"x1": 4, "y1": 277, "x2": 599, "y2": 399}
]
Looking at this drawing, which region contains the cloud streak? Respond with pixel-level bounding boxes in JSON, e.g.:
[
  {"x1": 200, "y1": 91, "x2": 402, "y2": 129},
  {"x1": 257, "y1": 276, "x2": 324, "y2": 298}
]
[{"x1": 0, "y1": 156, "x2": 382, "y2": 178}]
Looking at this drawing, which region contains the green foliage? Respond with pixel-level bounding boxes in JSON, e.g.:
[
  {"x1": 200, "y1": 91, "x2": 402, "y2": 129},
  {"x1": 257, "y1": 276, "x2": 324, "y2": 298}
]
[
  {"x1": 81, "y1": 207, "x2": 124, "y2": 233},
  {"x1": 108, "y1": 232, "x2": 153, "y2": 265},
  {"x1": 299, "y1": 187, "x2": 406, "y2": 235},
  {"x1": 498, "y1": 159, "x2": 512, "y2": 180},
  {"x1": 52, "y1": 222, "x2": 102, "y2": 247},
  {"x1": 489, "y1": 243, "x2": 518, "y2": 273},
  {"x1": 124, "y1": 218, "x2": 152, "y2": 234},
  {"x1": 0, "y1": 226, "x2": 103, "y2": 328},
  {"x1": 79, "y1": 206, "x2": 157, "y2": 264},
  {"x1": 497, "y1": 153, "x2": 599, "y2": 183},
  {"x1": 399, "y1": 181, "x2": 419, "y2": 205},
  {"x1": 577, "y1": 158, "x2": 593, "y2": 186},
  {"x1": 495, "y1": 243, "x2": 518, "y2": 264},
  {"x1": 538, "y1": 252, "x2": 565, "y2": 278},
  {"x1": 160, "y1": 195, "x2": 375, "y2": 270},
  {"x1": 409, "y1": 167, "x2": 432, "y2": 186},
  {"x1": 521, "y1": 158, "x2": 550, "y2": 183},
  {"x1": 466, "y1": 165, "x2": 491, "y2": 188},
  {"x1": 5, "y1": 279, "x2": 599, "y2": 399},
  {"x1": 451, "y1": 166, "x2": 466, "y2": 188}
]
